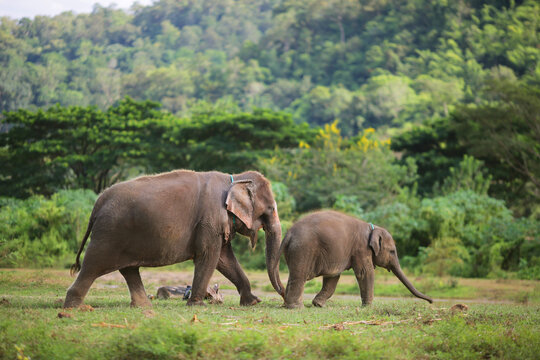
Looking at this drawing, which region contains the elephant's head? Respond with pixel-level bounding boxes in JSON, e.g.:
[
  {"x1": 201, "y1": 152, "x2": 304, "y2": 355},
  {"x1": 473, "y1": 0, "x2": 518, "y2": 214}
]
[
  {"x1": 369, "y1": 226, "x2": 433, "y2": 303},
  {"x1": 226, "y1": 171, "x2": 285, "y2": 297}
]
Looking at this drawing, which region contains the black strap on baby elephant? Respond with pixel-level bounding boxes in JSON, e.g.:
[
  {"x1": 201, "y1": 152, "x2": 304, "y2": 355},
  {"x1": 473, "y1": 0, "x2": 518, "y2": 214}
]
[{"x1": 368, "y1": 223, "x2": 380, "y2": 250}]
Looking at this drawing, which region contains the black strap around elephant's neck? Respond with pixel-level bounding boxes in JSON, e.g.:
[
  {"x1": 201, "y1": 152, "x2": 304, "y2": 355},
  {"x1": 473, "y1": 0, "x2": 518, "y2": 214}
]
[{"x1": 230, "y1": 175, "x2": 235, "y2": 226}]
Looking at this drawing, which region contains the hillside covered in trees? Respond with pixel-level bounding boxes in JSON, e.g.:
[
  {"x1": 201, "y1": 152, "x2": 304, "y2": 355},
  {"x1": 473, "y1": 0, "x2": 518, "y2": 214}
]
[
  {"x1": 0, "y1": 0, "x2": 539, "y2": 279},
  {"x1": 1, "y1": 0, "x2": 538, "y2": 129}
]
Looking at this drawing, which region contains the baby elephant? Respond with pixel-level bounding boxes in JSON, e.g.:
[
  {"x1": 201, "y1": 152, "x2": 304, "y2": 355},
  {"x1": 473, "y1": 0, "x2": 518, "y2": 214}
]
[{"x1": 281, "y1": 210, "x2": 433, "y2": 308}]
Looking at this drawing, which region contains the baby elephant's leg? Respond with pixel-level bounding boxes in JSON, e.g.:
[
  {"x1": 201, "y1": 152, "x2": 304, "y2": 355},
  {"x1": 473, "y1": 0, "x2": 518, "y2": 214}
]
[
  {"x1": 312, "y1": 275, "x2": 340, "y2": 307},
  {"x1": 284, "y1": 275, "x2": 306, "y2": 308}
]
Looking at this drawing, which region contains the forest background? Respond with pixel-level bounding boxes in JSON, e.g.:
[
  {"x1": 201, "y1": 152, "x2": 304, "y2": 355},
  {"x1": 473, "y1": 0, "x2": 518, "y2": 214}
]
[{"x1": 0, "y1": 0, "x2": 539, "y2": 280}]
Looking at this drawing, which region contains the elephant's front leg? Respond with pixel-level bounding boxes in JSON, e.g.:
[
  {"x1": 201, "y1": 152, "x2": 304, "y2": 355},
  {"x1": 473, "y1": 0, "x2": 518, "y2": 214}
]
[
  {"x1": 353, "y1": 259, "x2": 375, "y2": 306},
  {"x1": 217, "y1": 243, "x2": 261, "y2": 306},
  {"x1": 187, "y1": 234, "x2": 222, "y2": 306}
]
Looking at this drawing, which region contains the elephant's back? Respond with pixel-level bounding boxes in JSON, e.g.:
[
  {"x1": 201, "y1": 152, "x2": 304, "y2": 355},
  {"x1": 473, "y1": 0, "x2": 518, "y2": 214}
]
[
  {"x1": 97, "y1": 171, "x2": 201, "y2": 219},
  {"x1": 88, "y1": 171, "x2": 204, "y2": 259},
  {"x1": 291, "y1": 210, "x2": 356, "y2": 236},
  {"x1": 286, "y1": 211, "x2": 358, "y2": 275}
]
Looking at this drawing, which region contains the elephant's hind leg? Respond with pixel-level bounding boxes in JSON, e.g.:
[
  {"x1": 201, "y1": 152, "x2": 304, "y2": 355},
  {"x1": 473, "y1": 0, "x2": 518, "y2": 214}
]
[
  {"x1": 63, "y1": 268, "x2": 99, "y2": 308},
  {"x1": 283, "y1": 247, "x2": 310, "y2": 308},
  {"x1": 187, "y1": 232, "x2": 222, "y2": 306},
  {"x1": 217, "y1": 243, "x2": 260, "y2": 306},
  {"x1": 312, "y1": 275, "x2": 340, "y2": 307},
  {"x1": 284, "y1": 275, "x2": 306, "y2": 308},
  {"x1": 119, "y1": 267, "x2": 152, "y2": 307}
]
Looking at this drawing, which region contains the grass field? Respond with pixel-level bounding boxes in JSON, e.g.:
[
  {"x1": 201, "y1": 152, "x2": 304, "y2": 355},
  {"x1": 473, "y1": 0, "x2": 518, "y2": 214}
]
[{"x1": 1, "y1": 268, "x2": 539, "y2": 359}]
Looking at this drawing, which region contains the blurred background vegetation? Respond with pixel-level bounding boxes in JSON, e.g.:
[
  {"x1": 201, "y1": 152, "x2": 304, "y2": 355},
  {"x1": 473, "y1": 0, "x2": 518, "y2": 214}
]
[{"x1": 0, "y1": 0, "x2": 538, "y2": 279}]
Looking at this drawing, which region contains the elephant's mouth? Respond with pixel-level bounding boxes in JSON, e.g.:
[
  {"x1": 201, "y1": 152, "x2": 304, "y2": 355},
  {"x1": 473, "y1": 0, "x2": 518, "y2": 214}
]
[
  {"x1": 249, "y1": 228, "x2": 261, "y2": 249},
  {"x1": 233, "y1": 217, "x2": 262, "y2": 249}
]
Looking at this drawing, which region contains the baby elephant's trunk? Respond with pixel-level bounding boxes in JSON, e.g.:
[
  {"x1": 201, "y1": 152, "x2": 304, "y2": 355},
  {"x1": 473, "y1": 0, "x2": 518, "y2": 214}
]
[{"x1": 392, "y1": 266, "x2": 433, "y2": 303}]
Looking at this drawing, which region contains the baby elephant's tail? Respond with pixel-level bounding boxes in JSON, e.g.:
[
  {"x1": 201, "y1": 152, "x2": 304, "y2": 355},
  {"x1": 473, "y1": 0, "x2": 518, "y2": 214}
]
[
  {"x1": 70, "y1": 217, "x2": 94, "y2": 276},
  {"x1": 279, "y1": 229, "x2": 293, "y2": 258}
]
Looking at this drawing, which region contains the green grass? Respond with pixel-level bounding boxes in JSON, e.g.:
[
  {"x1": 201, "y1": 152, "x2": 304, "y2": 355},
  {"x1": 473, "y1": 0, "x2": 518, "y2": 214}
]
[{"x1": 1, "y1": 269, "x2": 539, "y2": 359}]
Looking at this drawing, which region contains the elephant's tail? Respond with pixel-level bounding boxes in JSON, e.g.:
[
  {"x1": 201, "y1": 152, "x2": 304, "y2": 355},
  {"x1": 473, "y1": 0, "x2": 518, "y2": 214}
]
[{"x1": 70, "y1": 216, "x2": 94, "y2": 276}]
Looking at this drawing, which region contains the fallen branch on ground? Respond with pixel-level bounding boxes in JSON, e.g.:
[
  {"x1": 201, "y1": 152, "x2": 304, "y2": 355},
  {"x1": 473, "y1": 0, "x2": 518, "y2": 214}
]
[
  {"x1": 320, "y1": 319, "x2": 410, "y2": 330},
  {"x1": 91, "y1": 321, "x2": 133, "y2": 329}
]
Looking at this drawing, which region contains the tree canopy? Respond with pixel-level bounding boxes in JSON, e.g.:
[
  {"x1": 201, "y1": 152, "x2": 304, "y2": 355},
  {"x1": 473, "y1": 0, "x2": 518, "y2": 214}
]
[
  {"x1": 0, "y1": 97, "x2": 173, "y2": 196},
  {"x1": 0, "y1": 99, "x2": 314, "y2": 196},
  {"x1": 0, "y1": 0, "x2": 537, "y2": 130}
]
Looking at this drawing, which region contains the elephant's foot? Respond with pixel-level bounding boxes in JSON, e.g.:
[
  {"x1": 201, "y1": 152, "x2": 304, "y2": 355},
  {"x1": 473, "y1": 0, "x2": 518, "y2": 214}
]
[
  {"x1": 63, "y1": 299, "x2": 83, "y2": 309},
  {"x1": 312, "y1": 298, "x2": 326, "y2": 307},
  {"x1": 63, "y1": 293, "x2": 84, "y2": 309},
  {"x1": 130, "y1": 298, "x2": 152, "y2": 308},
  {"x1": 361, "y1": 301, "x2": 372, "y2": 307},
  {"x1": 186, "y1": 298, "x2": 206, "y2": 306},
  {"x1": 284, "y1": 302, "x2": 304, "y2": 309},
  {"x1": 240, "y1": 294, "x2": 261, "y2": 306}
]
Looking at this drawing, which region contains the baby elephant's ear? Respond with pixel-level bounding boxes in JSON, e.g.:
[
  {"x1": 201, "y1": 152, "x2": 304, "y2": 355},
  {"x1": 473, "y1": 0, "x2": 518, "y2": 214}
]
[
  {"x1": 368, "y1": 227, "x2": 382, "y2": 256},
  {"x1": 226, "y1": 180, "x2": 254, "y2": 229}
]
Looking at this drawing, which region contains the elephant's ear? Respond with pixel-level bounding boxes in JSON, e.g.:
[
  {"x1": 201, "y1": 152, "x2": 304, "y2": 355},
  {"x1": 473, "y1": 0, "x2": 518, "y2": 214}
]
[
  {"x1": 368, "y1": 227, "x2": 382, "y2": 256},
  {"x1": 226, "y1": 180, "x2": 254, "y2": 229}
]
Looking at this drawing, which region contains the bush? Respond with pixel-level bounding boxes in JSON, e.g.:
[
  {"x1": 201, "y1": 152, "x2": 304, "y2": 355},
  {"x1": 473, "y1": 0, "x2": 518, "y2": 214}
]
[
  {"x1": 0, "y1": 189, "x2": 97, "y2": 267},
  {"x1": 518, "y1": 258, "x2": 540, "y2": 280},
  {"x1": 333, "y1": 194, "x2": 364, "y2": 218},
  {"x1": 421, "y1": 237, "x2": 471, "y2": 277},
  {"x1": 271, "y1": 181, "x2": 296, "y2": 222}
]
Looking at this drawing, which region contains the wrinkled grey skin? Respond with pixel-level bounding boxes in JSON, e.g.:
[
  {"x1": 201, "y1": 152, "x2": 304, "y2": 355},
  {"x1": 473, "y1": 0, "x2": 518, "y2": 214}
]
[
  {"x1": 64, "y1": 170, "x2": 285, "y2": 308},
  {"x1": 281, "y1": 211, "x2": 433, "y2": 308}
]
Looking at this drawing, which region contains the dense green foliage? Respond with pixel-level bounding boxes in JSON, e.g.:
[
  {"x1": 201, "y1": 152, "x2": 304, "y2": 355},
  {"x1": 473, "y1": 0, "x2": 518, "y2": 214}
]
[
  {"x1": 392, "y1": 79, "x2": 540, "y2": 215},
  {"x1": 0, "y1": 0, "x2": 539, "y2": 279},
  {"x1": 0, "y1": 190, "x2": 97, "y2": 267}
]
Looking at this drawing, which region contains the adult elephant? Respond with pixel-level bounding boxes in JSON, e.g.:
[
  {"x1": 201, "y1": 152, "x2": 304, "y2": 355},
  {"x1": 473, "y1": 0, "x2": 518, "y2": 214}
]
[
  {"x1": 64, "y1": 170, "x2": 285, "y2": 308},
  {"x1": 281, "y1": 211, "x2": 433, "y2": 308}
]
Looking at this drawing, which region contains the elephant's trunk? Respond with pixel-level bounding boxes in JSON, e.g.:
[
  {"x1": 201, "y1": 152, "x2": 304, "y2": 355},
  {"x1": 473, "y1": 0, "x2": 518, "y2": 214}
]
[
  {"x1": 265, "y1": 218, "x2": 285, "y2": 298},
  {"x1": 391, "y1": 265, "x2": 433, "y2": 303}
]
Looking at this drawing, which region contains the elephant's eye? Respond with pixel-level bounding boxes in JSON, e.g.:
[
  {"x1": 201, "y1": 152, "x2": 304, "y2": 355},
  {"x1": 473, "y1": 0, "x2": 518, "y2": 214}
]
[{"x1": 390, "y1": 250, "x2": 396, "y2": 255}]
